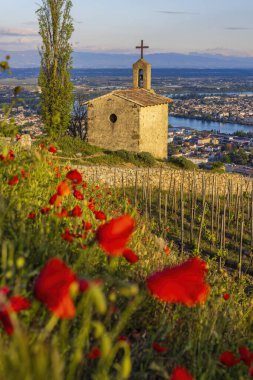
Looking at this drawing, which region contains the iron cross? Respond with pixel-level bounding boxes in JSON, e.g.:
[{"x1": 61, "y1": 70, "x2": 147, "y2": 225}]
[{"x1": 136, "y1": 40, "x2": 149, "y2": 59}]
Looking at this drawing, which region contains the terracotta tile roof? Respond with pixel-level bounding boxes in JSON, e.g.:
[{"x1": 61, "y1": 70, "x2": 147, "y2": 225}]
[
  {"x1": 86, "y1": 89, "x2": 173, "y2": 107},
  {"x1": 113, "y1": 89, "x2": 173, "y2": 107}
]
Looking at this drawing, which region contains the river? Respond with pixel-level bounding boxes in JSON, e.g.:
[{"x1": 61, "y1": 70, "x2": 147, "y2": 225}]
[{"x1": 169, "y1": 116, "x2": 253, "y2": 134}]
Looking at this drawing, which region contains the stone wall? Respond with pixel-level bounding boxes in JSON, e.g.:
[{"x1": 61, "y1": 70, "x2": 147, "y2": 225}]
[
  {"x1": 87, "y1": 94, "x2": 140, "y2": 152},
  {"x1": 139, "y1": 104, "x2": 168, "y2": 159},
  {"x1": 133, "y1": 59, "x2": 151, "y2": 90},
  {"x1": 76, "y1": 165, "x2": 253, "y2": 195}
]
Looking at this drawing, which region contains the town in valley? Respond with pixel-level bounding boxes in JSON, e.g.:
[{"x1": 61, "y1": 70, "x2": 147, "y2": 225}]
[{"x1": 1, "y1": 68, "x2": 253, "y2": 175}]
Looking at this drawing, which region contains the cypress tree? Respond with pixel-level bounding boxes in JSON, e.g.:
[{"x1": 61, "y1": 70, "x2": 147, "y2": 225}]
[{"x1": 37, "y1": 0, "x2": 74, "y2": 137}]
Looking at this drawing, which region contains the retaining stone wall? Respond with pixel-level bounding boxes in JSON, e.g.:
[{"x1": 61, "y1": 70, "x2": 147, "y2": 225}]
[{"x1": 75, "y1": 165, "x2": 253, "y2": 195}]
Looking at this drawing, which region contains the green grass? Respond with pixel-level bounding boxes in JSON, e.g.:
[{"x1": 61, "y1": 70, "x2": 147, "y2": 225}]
[
  {"x1": 35, "y1": 136, "x2": 163, "y2": 167},
  {"x1": 0, "y1": 142, "x2": 253, "y2": 380}
]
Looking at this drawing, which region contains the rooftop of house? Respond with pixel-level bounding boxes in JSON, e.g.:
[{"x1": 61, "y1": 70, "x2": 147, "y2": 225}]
[{"x1": 87, "y1": 88, "x2": 173, "y2": 107}]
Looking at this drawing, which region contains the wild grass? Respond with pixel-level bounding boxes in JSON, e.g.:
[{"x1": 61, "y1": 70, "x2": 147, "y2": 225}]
[{"x1": 0, "y1": 143, "x2": 253, "y2": 380}]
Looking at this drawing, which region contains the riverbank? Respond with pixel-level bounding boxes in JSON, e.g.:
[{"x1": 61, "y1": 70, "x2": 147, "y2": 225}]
[
  {"x1": 169, "y1": 115, "x2": 253, "y2": 134},
  {"x1": 170, "y1": 113, "x2": 253, "y2": 127}
]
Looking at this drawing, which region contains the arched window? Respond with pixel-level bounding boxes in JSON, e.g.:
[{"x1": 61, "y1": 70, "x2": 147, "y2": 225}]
[{"x1": 138, "y1": 69, "x2": 144, "y2": 88}]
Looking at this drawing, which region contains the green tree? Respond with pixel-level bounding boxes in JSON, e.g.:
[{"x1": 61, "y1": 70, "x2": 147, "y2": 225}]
[
  {"x1": 37, "y1": 0, "x2": 74, "y2": 137},
  {"x1": 0, "y1": 56, "x2": 21, "y2": 137},
  {"x1": 229, "y1": 148, "x2": 248, "y2": 165}
]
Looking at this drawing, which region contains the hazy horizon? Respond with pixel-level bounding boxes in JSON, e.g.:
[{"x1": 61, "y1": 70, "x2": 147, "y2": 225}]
[{"x1": 1, "y1": 0, "x2": 253, "y2": 58}]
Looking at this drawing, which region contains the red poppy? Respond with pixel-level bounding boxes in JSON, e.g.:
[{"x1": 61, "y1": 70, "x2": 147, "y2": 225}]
[
  {"x1": 66, "y1": 169, "x2": 82, "y2": 185},
  {"x1": 96, "y1": 215, "x2": 135, "y2": 256},
  {"x1": 62, "y1": 229, "x2": 75, "y2": 242},
  {"x1": 170, "y1": 367, "x2": 195, "y2": 380},
  {"x1": 20, "y1": 169, "x2": 29, "y2": 179},
  {"x1": 88, "y1": 199, "x2": 96, "y2": 211},
  {"x1": 34, "y1": 258, "x2": 77, "y2": 319},
  {"x1": 71, "y1": 205, "x2": 83, "y2": 218},
  {"x1": 219, "y1": 351, "x2": 240, "y2": 367},
  {"x1": 223, "y1": 293, "x2": 230, "y2": 301},
  {"x1": 41, "y1": 207, "x2": 51, "y2": 215},
  {"x1": 0, "y1": 150, "x2": 15, "y2": 161},
  {"x1": 239, "y1": 346, "x2": 253, "y2": 367},
  {"x1": 146, "y1": 258, "x2": 210, "y2": 307},
  {"x1": 82, "y1": 183, "x2": 87, "y2": 189},
  {"x1": 7, "y1": 150, "x2": 15, "y2": 160},
  {"x1": 78, "y1": 278, "x2": 102, "y2": 292},
  {"x1": 27, "y1": 212, "x2": 36, "y2": 220},
  {"x1": 78, "y1": 279, "x2": 89, "y2": 293},
  {"x1": 56, "y1": 208, "x2": 68, "y2": 218},
  {"x1": 87, "y1": 346, "x2": 101, "y2": 360},
  {"x1": 94, "y1": 210, "x2": 106, "y2": 221},
  {"x1": 152, "y1": 342, "x2": 168, "y2": 353},
  {"x1": 49, "y1": 193, "x2": 58, "y2": 205},
  {"x1": 123, "y1": 249, "x2": 139, "y2": 264},
  {"x1": 8, "y1": 175, "x2": 19, "y2": 186},
  {"x1": 0, "y1": 287, "x2": 10, "y2": 296},
  {"x1": 57, "y1": 180, "x2": 71, "y2": 197},
  {"x1": 249, "y1": 367, "x2": 253, "y2": 377},
  {"x1": 164, "y1": 245, "x2": 171, "y2": 255},
  {"x1": 117, "y1": 335, "x2": 131, "y2": 346},
  {"x1": 83, "y1": 221, "x2": 92, "y2": 231},
  {"x1": 73, "y1": 189, "x2": 84, "y2": 200},
  {"x1": 48, "y1": 145, "x2": 57, "y2": 153},
  {"x1": 39, "y1": 143, "x2": 45, "y2": 150},
  {"x1": 34, "y1": 259, "x2": 98, "y2": 319},
  {"x1": 0, "y1": 293, "x2": 31, "y2": 335}
]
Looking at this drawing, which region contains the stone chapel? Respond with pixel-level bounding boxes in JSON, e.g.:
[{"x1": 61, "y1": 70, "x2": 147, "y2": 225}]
[{"x1": 86, "y1": 41, "x2": 172, "y2": 159}]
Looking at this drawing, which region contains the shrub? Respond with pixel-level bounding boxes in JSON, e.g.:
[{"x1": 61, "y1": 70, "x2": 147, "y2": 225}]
[
  {"x1": 109, "y1": 150, "x2": 156, "y2": 167},
  {"x1": 136, "y1": 152, "x2": 156, "y2": 166},
  {"x1": 168, "y1": 156, "x2": 197, "y2": 170}
]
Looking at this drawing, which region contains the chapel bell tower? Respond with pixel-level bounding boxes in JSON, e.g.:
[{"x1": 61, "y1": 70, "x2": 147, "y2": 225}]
[{"x1": 133, "y1": 40, "x2": 151, "y2": 91}]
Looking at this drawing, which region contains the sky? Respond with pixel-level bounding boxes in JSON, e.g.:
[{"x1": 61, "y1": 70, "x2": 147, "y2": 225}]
[{"x1": 1, "y1": 0, "x2": 253, "y2": 56}]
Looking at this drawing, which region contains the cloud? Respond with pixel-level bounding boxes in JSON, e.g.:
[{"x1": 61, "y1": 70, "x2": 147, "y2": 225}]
[
  {"x1": 156, "y1": 10, "x2": 199, "y2": 15},
  {"x1": 225, "y1": 27, "x2": 251, "y2": 31},
  {"x1": 199, "y1": 47, "x2": 253, "y2": 57},
  {"x1": 0, "y1": 27, "x2": 38, "y2": 37}
]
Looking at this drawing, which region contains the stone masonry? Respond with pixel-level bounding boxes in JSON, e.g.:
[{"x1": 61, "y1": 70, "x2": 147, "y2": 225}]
[
  {"x1": 75, "y1": 165, "x2": 253, "y2": 196},
  {"x1": 86, "y1": 45, "x2": 172, "y2": 160}
]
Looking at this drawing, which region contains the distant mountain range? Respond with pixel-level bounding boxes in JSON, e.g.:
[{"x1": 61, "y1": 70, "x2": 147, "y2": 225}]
[{"x1": 1, "y1": 50, "x2": 253, "y2": 69}]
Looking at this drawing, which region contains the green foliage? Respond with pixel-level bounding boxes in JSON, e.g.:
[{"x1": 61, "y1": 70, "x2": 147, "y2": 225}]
[
  {"x1": 168, "y1": 156, "x2": 197, "y2": 170},
  {"x1": 228, "y1": 148, "x2": 249, "y2": 165},
  {"x1": 136, "y1": 152, "x2": 156, "y2": 166},
  {"x1": 233, "y1": 130, "x2": 253, "y2": 138},
  {"x1": 107, "y1": 150, "x2": 156, "y2": 167},
  {"x1": 0, "y1": 57, "x2": 21, "y2": 137},
  {"x1": 44, "y1": 136, "x2": 102, "y2": 157},
  {"x1": 207, "y1": 161, "x2": 225, "y2": 173},
  {"x1": 0, "y1": 55, "x2": 10, "y2": 73},
  {"x1": 37, "y1": 0, "x2": 74, "y2": 137},
  {"x1": 35, "y1": 137, "x2": 158, "y2": 167},
  {"x1": 168, "y1": 143, "x2": 181, "y2": 157}
]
